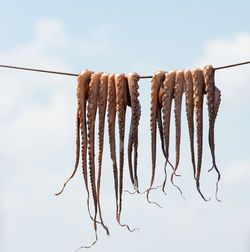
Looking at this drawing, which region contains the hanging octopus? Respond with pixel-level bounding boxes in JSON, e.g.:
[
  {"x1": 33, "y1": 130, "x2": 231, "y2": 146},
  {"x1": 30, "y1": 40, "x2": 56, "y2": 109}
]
[
  {"x1": 127, "y1": 72, "x2": 141, "y2": 192},
  {"x1": 107, "y1": 73, "x2": 119, "y2": 222},
  {"x1": 170, "y1": 70, "x2": 185, "y2": 196},
  {"x1": 192, "y1": 68, "x2": 211, "y2": 201},
  {"x1": 161, "y1": 70, "x2": 176, "y2": 193},
  {"x1": 96, "y1": 73, "x2": 110, "y2": 235},
  {"x1": 203, "y1": 65, "x2": 221, "y2": 201},
  {"x1": 147, "y1": 70, "x2": 166, "y2": 206},
  {"x1": 86, "y1": 71, "x2": 105, "y2": 247},
  {"x1": 114, "y1": 73, "x2": 136, "y2": 231},
  {"x1": 56, "y1": 70, "x2": 109, "y2": 248},
  {"x1": 184, "y1": 69, "x2": 196, "y2": 179}
]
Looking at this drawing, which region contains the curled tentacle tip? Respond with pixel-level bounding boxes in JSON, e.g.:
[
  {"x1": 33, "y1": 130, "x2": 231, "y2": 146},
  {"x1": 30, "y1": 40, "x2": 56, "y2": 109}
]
[
  {"x1": 54, "y1": 191, "x2": 62, "y2": 196},
  {"x1": 124, "y1": 189, "x2": 136, "y2": 195},
  {"x1": 146, "y1": 192, "x2": 162, "y2": 208},
  {"x1": 132, "y1": 227, "x2": 140, "y2": 232},
  {"x1": 146, "y1": 198, "x2": 163, "y2": 208},
  {"x1": 127, "y1": 226, "x2": 139, "y2": 232},
  {"x1": 162, "y1": 189, "x2": 167, "y2": 196},
  {"x1": 175, "y1": 174, "x2": 181, "y2": 177},
  {"x1": 76, "y1": 240, "x2": 97, "y2": 251},
  {"x1": 202, "y1": 196, "x2": 211, "y2": 202}
]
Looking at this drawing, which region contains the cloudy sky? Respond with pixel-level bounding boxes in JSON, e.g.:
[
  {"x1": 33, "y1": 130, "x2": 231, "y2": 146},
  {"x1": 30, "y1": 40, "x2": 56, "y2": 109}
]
[{"x1": 1, "y1": 1, "x2": 250, "y2": 251}]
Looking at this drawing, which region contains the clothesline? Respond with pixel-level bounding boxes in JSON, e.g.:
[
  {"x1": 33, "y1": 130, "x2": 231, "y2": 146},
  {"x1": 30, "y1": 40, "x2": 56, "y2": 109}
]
[{"x1": 0, "y1": 61, "x2": 250, "y2": 79}]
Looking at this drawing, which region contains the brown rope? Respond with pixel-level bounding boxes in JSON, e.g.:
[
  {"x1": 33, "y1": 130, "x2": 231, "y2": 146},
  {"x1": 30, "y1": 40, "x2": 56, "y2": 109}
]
[{"x1": 1, "y1": 61, "x2": 250, "y2": 79}]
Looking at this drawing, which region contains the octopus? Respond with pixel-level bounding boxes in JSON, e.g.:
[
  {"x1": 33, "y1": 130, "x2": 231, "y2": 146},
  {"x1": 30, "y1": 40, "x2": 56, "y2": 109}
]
[
  {"x1": 147, "y1": 70, "x2": 166, "y2": 206},
  {"x1": 127, "y1": 72, "x2": 141, "y2": 192},
  {"x1": 107, "y1": 73, "x2": 119, "y2": 221},
  {"x1": 161, "y1": 70, "x2": 177, "y2": 193},
  {"x1": 158, "y1": 78, "x2": 178, "y2": 194},
  {"x1": 113, "y1": 73, "x2": 135, "y2": 232},
  {"x1": 55, "y1": 70, "x2": 94, "y2": 215},
  {"x1": 203, "y1": 65, "x2": 221, "y2": 201},
  {"x1": 170, "y1": 70, "x2": 185, "y2": 196},
  {"x1": 96, "y1": 73, "x2": 110, "y2": 234},
  {"x1": 86, "y1": 71, "x2": 110, "y2": 247},
  {"x1": 184, "y1": 69, "x2": 196, "y2": 179},
  {"x1": 56, "y1": 70, "x2": 108, "y2": 248},
  {"x1": 192, "y1": 68, "x2": 211, "y2": 201}
]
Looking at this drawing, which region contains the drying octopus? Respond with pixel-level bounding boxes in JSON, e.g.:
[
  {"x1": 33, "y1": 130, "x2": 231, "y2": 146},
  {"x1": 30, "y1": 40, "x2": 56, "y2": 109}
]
[
  {"x1": 60, "y1": 70, "x2": 140, "y2": 247},
  {"x1": 55, "y1": 70, "x2": 111, "y2": 248},
  {"x1": 161, "y1": 70, "x2": 176, "y2": 193},
  {"x1": 127, "y1": 72, "x2": 141, "y2": 192},
  {"x1": 186, "y1": 66, "x2": 221, "y2": 201},
  {"x1": 191, "y1": 68, "x2": 211, "y2": 201},
  {"x1": 203, "y1": 65, "x2": 221, "y2": 201},
  {"x1": 147, "y1": 70, "x2": 166, "y2": 206},
  {"x1": 111, "y1": 73, "x2": 138, "y2": 231},
  {"x1": 170, "y1": 70, "x2": 185, "y2": 197},
  {"x1": 184, "y1": 69, "x2": 196, "y2": 179},
  {"x1": 107, "y1": 72, "x2": 140, "y2": 230}
]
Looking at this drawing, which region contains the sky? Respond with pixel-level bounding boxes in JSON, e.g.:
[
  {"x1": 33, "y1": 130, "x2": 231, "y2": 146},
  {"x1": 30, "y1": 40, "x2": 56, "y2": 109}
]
[{"x1": 1, "y1": 0, "x2": 250, "y2": 251}]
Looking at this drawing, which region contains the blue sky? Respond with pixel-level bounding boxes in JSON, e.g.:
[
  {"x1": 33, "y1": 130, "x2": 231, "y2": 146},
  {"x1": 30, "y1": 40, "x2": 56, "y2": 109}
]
[{"x1": 1, "y1": 1, "x2": 250, "y2": 252}]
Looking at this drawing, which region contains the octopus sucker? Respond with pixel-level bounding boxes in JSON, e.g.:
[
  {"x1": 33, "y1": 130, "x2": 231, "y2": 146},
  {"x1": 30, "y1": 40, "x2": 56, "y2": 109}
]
[
  {"x1": 107, "y1": 74, "x2": 119, "y2": 221},
  {"x1": 184, "y1": 70, "x2": 196, "y2": 179},
  {"x1": 203, "y1": 65, "x2": 221, "y2": 201},
  {"x1": 127, "y1": 72, "x2": 141, "y2": 192},
  {"x1": 87, "y1": 71, "x2": 103, "y2": 241},
  {"x1": 96, "y1": 73, "x2": 110, "y2": 235},
  {"x1": 147, "y1": 70, "x2": 166, "y2": 207},
  {"x1": 192, "y1": 68, "x2": 211, "y2": 201},
  {"x1": 161, "y1": 70, "x2": 176, "y2": 194}
]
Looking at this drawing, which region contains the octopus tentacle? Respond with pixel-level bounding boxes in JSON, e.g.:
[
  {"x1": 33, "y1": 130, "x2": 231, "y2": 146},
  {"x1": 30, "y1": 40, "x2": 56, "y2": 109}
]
[
  {"x1": 115, "y1": 73, "x2": 136, "y2": 232},
  {"x1": 87, "y1": 71, "x2": 102, "y2": 242},
  {"x1": 157, "y1": 104, "x2": 166, "y2": 157},
  {"x1": 158, "y1": 90, "x2": 179, "y2": 194},
  {"x1": 147, "y1": 70, "x2": 166, "y2": 207},
  {"x1": 127, "y1": 72, "x2": 141, "y2": 192},
  {"x1": 184, "y1": 70, "x2": 196, "y2": 179},
  {"x1": 96, "y1": 73, "x2": 110, "y2": 235},
  {"x1": 158, "y1": 85, "x2": 169, "y2": 194},
  {"x1": 170, "y1": 70, "x2": 185, "y2": 197},
  {"x1": 212, "y1": 86, "x2": 221, "y2": 201},
  {"x1": 203, "y1": 65, "x2": 221, "y2": 201},
  {"x1": 107, "y1": 74, "x2": 120, "y2": 222},
  {"x1": 162, "y1": 71, "x2": 176, "y2": 193},
  {"x1": 115, "y1": 73, "x2": 127, "y2": 221},
  {"x1": 192, "y1": 68, "x2": 211, "y2": 201}
]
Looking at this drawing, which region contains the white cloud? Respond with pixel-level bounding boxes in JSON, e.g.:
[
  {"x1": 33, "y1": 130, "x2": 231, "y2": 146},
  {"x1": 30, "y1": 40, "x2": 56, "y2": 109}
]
[
  {"x1": 196, "y1": 33, "x2": 250, "y2": 106},
  {"x1": 224, "y1": 160, "x2": 250, "y2": 185}
]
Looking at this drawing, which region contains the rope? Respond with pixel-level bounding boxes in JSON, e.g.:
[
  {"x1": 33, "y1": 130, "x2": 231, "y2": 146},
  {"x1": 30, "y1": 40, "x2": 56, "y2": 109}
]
[{"x1": 1, "y1": 61, "x2": 250, "y2": 79}]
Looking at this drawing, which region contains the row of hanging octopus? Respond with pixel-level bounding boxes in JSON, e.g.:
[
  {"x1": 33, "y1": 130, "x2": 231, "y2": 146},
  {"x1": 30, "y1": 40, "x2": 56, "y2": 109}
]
[{"x1": 55, "y1": 65, "x2": 221, "y2": 249}]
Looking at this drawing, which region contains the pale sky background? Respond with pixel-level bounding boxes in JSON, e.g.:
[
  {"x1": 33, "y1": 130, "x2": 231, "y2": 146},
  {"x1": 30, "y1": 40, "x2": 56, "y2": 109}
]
[{"x1": 1, "y1": 0, "x2": 250, "y2": 251}]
